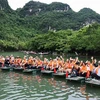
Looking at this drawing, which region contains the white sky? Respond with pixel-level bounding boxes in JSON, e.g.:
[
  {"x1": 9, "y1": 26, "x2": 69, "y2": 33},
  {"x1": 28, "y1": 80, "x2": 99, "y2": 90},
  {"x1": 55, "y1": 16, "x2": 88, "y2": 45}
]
[{"x1": 8, "y1": 0, "x2": 100, "y2": 14}]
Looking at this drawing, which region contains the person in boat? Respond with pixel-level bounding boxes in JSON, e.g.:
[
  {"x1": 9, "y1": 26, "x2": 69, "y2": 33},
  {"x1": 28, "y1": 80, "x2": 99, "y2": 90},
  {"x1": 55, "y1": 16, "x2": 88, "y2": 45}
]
[
  {"x1": 91, "y1": 61, "x2": 100, "y2": 80},
  {"x1": 75, "y1": 57, "x2": 80, "y2": 65},
  {"x1": 64, "y1": 59, "x2": 73, "y2": 74},
  {"x1": 36, "y1": 58, "x2": 43, "y2": 69},
  {"x1": 27, "y1": 56, "x2": 33, "y2": 69},
  {"x1": 42, "y1": 58, "x2": 49, "y2": 69},
  {"x1": 9, "y1": 55, "x2": 15, "y2": 67},
  {"x1": 16, "y1": 56, "x2": 22, "y2": 67},
  {"x1": 46, "y1": 58, "x2": 53, "y2": 70},
  {"x1": 79, "y1": 62, "x2": 88, "y2": 77},
  {"x1": 86, "y1": 61, "x2": 95, "y2": 76},
  {"x1": 91, "y1": 57, "x2": 98, "y2": 67},
  {"x1": 21, "y1": 56, "x2": 27, "y2": 68},
  {"x1": 31, "y1": 58, "x2": 37, "y2": 69},
  {"x1": 56, "y1": 57, "x2": 65, "y2": 73},
  {"x1": 0, "y1": 56, "x2": 5, "y2": 67},
  {"x1": 70, "y1": 61, "x2": 80, "y2": 77},
  {"x1": 14, "y1": 56, "x2": 21, "y2": 67},
  {"x1": 4, "y1": 56, "x2": 10, "y2": 67},
  {"x1": 52, "y1": 58, "x2": 59, "y2": 72}
]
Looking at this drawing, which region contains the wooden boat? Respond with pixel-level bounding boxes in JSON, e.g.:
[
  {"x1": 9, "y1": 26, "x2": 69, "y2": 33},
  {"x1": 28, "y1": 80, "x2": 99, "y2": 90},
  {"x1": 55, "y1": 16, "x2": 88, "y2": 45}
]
[
  {"x1": 23, "y1": 69, "x2": 33, "y2": 74},
  {"x1": 13, "y1": 67, "x2": 24, "y2": 72},
  {"x1": 53, "y1": 72, "x2": 66, "y2": 78},
  {"x1": 0, "y1": 66, "x2": 11, "y2": 71},
  {"x1": 38, "y1": 52, "x2": 49, "y2": 55},
  {"x1": 66, "y1": 76, "x2": 85, "y2": 83},
  {"x1": 41, "y1": 70, "x2": 54, "y2": 75},
  {"x1": 32, "y1": 68, "x2": 41, "y2": 72},
  {"x1": 85, "y1": 79, "x2": 100, "y2": 86}
]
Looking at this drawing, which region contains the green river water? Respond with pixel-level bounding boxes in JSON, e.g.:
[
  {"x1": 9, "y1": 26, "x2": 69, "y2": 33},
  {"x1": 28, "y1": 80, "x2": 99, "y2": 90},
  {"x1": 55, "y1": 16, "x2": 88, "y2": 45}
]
[{"x1": 0, "y1": 52, "x2": 100, "y2": 100}]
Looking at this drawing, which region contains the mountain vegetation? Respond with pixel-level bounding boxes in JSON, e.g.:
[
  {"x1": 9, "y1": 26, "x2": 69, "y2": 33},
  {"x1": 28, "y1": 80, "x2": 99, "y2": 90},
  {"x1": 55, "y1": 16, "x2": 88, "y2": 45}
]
[{"x1": 0, "y1": 0, "x2": 100, "y2": 55}]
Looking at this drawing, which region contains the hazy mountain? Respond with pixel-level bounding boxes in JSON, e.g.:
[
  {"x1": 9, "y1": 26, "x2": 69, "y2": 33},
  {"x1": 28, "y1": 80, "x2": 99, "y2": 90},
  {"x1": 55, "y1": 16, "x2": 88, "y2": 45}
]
[{"x1": 0, "y1": 0, "x2": 100, "y2": 32}]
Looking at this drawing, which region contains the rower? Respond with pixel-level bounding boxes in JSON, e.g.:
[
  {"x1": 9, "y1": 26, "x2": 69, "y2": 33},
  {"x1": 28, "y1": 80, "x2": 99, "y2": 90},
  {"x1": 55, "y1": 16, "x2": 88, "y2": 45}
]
[
  {"x1": 79, "y1": 62, "x2": 88, "y2": 77},
  {"x1": 4, "y1": 56, "x2": 10, "y2": 67},
  {"x1": 91, "y1": 61, "x2": 100, "y2": 80}
]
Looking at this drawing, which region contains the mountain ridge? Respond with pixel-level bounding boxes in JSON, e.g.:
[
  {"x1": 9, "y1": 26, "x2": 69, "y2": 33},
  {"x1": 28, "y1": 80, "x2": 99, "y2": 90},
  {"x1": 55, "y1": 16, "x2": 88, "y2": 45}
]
[
  {"x1": 0, "y1": 0, "x2": 100, "y2": 53},
  {"x1": 0, "y1": 0, "x2": 100, "y2": 31}
]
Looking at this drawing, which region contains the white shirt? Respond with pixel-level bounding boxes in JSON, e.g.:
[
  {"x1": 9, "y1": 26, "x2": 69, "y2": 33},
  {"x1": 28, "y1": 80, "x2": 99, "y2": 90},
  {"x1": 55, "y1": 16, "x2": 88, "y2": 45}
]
[{"x1": 97, "y1": 68, "x2": 100, "y2": 76}]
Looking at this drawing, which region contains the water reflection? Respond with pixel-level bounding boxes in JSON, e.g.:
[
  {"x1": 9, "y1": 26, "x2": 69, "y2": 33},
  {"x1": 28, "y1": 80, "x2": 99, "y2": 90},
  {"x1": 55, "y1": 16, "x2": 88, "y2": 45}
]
[
  {"x1": 0, "y1": 71, "x2": 100, "y2": 100},
  {"x1": 86, "y1": 86, "x2": 100, "y2": 100}
]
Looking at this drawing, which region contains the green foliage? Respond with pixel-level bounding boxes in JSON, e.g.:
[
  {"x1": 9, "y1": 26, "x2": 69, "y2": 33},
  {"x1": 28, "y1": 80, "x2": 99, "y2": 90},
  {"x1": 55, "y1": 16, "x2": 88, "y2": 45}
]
[{"x1": 0, "y1": 0, "x2": 100, "y2": 55}]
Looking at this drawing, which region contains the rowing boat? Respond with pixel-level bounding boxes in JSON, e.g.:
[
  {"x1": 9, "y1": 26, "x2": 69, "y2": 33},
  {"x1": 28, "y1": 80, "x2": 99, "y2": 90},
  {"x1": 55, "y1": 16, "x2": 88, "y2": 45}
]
[
  {"x1": 41, "y1": 70, "x2": 54, "y2": 75},
  {"x1": 32, "y1": 68, "x2": 41, "y2": 73},
  {"x1": 85, "y1": 79, "x2": 100, "y2": 86},
  {"x1": 23, "y1": 69, "x2": 33, "y2": 74},
  {"x1": 0, "y1": 66, "x2": 11, "y2": 71},
  {"x1": 53, "y1": 72, "x2": 66, "y2": 78},
  {"x1": 13, "y1": 67, "x2": 24, "y2": 72},
  {"x1": 66, "y1": 76, "x2": 85, "y2": 83}
]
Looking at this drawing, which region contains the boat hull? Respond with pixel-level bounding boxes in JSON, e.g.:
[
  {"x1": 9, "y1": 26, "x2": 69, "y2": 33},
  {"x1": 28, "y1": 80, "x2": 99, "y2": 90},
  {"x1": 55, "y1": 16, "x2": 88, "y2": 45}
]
[{"x1": 66, "y1": 76, "x2": 85, "y2": 83}]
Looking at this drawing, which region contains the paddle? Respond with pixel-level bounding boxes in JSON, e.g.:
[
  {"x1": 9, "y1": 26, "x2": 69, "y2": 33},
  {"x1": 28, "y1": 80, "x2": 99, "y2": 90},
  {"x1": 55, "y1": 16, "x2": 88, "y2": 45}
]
[
  {"x1": 66, "y1": 71, "x2": 68, "y2": 78},
  {"x1": 41, "y1": 67, "x2": 44, "y2": 70},
  {"x1": 86, "y1": 71, "x2": 90, "y2": 78},
  {"x1": 54, "y1": 68, "x2": 56, "y2": 73}
]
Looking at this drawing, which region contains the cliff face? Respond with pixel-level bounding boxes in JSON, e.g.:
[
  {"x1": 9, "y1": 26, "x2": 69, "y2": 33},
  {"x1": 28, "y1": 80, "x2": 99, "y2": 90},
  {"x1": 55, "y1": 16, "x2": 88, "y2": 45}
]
[
  {"x1": 18, "y1": 1, "x2": 71, "y2": 17},
  {"x1": 0, "y1": 0, "x2": 12, "y2": 12}
]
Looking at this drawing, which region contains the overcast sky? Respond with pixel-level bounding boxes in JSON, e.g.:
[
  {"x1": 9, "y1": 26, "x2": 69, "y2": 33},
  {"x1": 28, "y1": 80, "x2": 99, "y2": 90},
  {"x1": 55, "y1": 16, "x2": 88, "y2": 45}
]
[{"x1": 8, "y1": 0, "x2": 100, "y2": 14}]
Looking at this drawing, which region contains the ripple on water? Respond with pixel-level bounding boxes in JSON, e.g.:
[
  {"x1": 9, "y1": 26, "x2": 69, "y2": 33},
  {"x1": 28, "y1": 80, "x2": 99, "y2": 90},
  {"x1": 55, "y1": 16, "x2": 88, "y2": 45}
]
[{"x1": 0, "y1": 72, "x2": 100, "y2": 100}]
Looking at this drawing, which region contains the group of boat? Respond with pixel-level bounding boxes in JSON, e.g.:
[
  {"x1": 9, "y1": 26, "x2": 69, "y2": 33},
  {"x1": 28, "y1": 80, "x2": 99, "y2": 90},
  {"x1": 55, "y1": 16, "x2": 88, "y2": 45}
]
[
  {"x1": 0, "y1": 64, "x2": 100, "y2": 87},
  {"x1": 0, "y1": 55, "x2": 100, "y2": 86},
  {"x1": 22, "y1": 51, "x2": 49, "y2": 55}
]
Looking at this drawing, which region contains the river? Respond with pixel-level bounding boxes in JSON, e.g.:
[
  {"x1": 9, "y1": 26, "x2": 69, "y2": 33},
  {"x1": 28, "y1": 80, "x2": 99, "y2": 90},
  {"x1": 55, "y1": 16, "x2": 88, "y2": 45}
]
[
  {"x1": 0, "y1": 70, "x2": 100, "y2": 100},
  {"x1": 0, "y1": 52, "x2": 100, "y2": 100}
]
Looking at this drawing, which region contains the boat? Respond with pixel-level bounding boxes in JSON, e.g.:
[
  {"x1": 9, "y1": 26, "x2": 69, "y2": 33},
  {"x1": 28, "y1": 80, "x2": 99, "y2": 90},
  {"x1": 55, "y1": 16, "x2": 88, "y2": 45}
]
[
  {"x1": 66, "y1": 76, "x2": 85, "y2": 83},
  {"x1": 41, "y1": 70, "x2": 54, "y2": 75},
  {"x1": 53, "y1": 72, "x2": 66, "y2": 78},
  {"x1": 0, "y1": 66, "x2": 11, "y2": 71},
  {"x1": 85, "y1": 79, "x2": 100, "y2": 86},
  {"x1": 23, "y1": 69, "x2": 33, "y2": 74},
  {"x1": 13, "y1": 67, "x2": 24, "y2": 72},
  {"x1": 38, "y1": 52, "x2": 49, "y2": 55},
  {"x1": 32, "y1": 68, "x2": 41, "y2": 73},
  {"x1": 28, "y1": 51, "x2": 37, "y2": 54}
]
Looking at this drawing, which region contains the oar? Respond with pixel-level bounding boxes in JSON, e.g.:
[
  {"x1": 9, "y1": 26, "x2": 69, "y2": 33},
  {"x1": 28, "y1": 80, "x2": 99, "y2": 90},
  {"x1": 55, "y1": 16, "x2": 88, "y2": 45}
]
[
  {"x1": 86, "y1": 71, "x2": 90, "y2": 78},
  {"x1": 66, "y1": 71, "x2": 68, "y2": 78},
  {"x1": 54, "y1": 68, "x2": 56, "y2": 73}
]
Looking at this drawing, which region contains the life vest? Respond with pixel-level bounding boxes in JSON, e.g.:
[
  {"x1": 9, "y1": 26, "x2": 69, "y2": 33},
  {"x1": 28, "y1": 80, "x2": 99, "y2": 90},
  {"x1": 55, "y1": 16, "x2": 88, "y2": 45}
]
[
  {"x1": 48, "y1": 60, "x2": 53, "y2": 67},
  {"x1": 37, "y1": 60, "x2": 43, "y2": 66},
  {"x1": 43, "y1": 60, "x2": 48, "y2": 66},
  {"x1": 88, "y1": 64, "x2": 94, "y2": 71},
  {"x1": 80, "y1": 64, "x2": 88, "y2": 72},
  {"x1": 53, "y1": 61, "x2": 58, "y2": 67},
  {"x1": 28, "y1": 59, "x2": 33, "y2": 65}
]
